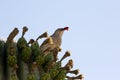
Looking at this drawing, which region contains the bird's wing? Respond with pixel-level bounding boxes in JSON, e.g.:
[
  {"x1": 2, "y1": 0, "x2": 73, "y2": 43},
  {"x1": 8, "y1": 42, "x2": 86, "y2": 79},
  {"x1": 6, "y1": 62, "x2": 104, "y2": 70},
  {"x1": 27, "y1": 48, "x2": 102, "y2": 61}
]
[
  {"x1": 52, "y1": 36, "x2": 62, "y2": 47},
  {"x1": 40, "y1": 43, "x2": 50, "y2": 51},
  {"x1": 40, "y1": 37, "x2": 53, "y2": 47}
]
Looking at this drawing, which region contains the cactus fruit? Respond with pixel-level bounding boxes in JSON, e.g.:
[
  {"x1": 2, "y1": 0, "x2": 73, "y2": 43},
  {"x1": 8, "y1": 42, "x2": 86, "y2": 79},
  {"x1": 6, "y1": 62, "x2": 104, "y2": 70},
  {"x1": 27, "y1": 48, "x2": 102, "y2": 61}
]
[{"x1": 0, "y1": 27, "x2": 83, "y2": 80}]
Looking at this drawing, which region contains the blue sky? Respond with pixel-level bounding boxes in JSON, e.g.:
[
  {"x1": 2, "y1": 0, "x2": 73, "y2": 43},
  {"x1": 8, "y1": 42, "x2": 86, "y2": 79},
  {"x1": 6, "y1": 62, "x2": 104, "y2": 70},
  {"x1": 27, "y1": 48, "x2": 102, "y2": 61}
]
[{"x1": 0, "y1": 0, "x2": 120, "y2": 80}]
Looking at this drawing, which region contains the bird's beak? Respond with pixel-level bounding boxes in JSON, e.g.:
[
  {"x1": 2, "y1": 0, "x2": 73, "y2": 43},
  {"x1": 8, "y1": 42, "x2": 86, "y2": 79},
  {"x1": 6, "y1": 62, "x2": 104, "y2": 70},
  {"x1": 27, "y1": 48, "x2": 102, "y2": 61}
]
[{"x1": 63, "y1": 27, "x2": 69, "y2": 31}]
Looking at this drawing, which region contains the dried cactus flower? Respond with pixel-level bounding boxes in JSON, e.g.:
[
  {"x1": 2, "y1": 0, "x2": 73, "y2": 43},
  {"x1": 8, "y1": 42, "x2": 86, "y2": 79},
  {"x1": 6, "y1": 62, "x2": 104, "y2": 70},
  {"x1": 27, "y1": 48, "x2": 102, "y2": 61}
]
[
  {"x1": 74, "y1": 74, "x2": 84, "y2": 79},
  {"x1": 66, "y1": 74, "x2": 83, "y2": 80},
  {"x1": 7, "y1": 27, "x2": 19, "y2": 42},
  {"x1": 65, "y1": 51, "x2": 71, "y2": 56},
  {"x1": 23, "y1": 26, "x2": 28, "y2": 32},
  {"x1": 65, "y1": 59, "x2": 73, "y2": 69},
  {"x1": 67, "y1": 69, "x2": 79, "y2": 75},
  {"x1": 22, "y1": 26, "x2": 28, "y2": 37},
  {"x1": 36, "y1": 32, "x2": 48, "y2": 41},
  {"x1": 28, "y1": 39, "x2": 35, "y2": 44},
  {"x1": 61, "y1": 65, "x2": 71, "y2": 71},
  {"x1": 79, "y1": 74, "x2": 84, "y2": 79},
  {"x1": 60, "y1": 51, "x2": 71, "y2": 61},
  {"x1": 58, "y1": 47, "x2": 62, "y2": 52}
]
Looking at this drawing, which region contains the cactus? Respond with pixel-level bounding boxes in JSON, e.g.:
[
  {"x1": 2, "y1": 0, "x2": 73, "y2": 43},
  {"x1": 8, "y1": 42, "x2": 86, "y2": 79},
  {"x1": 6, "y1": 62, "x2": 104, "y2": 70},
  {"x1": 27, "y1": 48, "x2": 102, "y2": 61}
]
[
  {"x1": 5, "y1": 28, "x2": 19, "y2": 80},
  {"x1": 0, "y1": 27, "x2": 83, "y2": 80},
  {"x1": 0, "y1": 40, "x2": 5, "y2": 80}
]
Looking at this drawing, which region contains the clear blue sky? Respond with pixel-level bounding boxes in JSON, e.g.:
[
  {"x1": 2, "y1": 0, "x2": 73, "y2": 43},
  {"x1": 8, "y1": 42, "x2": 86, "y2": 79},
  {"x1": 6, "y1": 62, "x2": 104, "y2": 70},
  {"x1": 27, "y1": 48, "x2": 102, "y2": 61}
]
[{"x1": 0, "y1": 0, "x2": 120, "y2": 80}]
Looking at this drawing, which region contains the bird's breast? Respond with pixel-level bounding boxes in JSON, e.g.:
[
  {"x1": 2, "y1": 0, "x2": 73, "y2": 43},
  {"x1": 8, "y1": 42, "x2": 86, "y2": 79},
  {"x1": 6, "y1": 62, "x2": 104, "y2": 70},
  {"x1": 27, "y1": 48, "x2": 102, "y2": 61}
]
[{"x1": 52, "y1": 37, "x2": 61, "y2": 47}]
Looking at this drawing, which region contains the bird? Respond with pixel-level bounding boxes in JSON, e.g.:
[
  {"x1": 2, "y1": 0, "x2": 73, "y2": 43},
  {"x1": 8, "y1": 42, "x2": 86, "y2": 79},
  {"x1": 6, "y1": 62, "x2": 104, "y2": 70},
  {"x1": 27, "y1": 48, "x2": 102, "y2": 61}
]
[{"x1": 40, "y1": 27, "x2": 69, "y2": 55}]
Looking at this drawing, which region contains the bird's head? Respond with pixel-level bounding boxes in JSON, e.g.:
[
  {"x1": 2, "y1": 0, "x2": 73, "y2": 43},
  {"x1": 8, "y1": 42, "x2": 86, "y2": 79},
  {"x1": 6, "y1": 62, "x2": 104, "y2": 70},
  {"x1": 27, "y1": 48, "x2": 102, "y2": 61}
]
[
  {"x1": 52, "y1": 27, "x2": 69, "y2": 38},
  {"x1": 55, "y1": 27, "x2": 69, "y2": 32}
]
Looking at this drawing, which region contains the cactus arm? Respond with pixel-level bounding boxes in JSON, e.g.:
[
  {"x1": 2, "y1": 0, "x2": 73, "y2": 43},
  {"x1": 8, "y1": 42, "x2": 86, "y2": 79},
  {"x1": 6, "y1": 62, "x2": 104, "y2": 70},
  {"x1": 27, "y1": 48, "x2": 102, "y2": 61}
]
[
  {"x1": 0, "y1": 40, "x2": 5, "y2": 80},
  {"x1": 5, "y1": 28, "x2": 19, "y2": 80}
]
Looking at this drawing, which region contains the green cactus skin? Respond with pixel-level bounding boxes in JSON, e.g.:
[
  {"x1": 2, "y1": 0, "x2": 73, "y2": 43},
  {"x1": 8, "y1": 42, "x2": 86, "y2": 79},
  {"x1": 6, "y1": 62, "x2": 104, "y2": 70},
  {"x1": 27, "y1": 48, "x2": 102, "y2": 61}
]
[
  {"x1": 21, "y1": 46, "x2": 31, "y2": 62},
  {"x1": 5, "y1": 41, "x2": 18, "y2": 80},
  {"x1": 20, "y1": 62, "x2": 30, "y2": 80},
  {"x1": 0, "y1": 40, "x2": 4, "y2": 56},
  {"x1": 40, "y1": 73, "x2": 51, "y2": 80},
  {"x1": 10, "y1": 74, "x2": 18, "y2": 80},
  {"x1": 42, "y1": 53, "x2": 53, "y2": 72},
  {"x1": 26, "y1": 73, "x2": 35, "y2": 80},
  {"x1": 17, "y1": 37, "x2": 31, "y2": 80},
  {"x1": 49, "y1": 68, "x2": 59, "y2": 79},
  {"x1": 30, "y1": 41, "x2": 42, "y2": 63},
  {"x1": 29, "y1": 41, "x2": 42, "y2": 80},
  {"x1": 0, "y1": 40, "x2": 5, "y2": 80},
  {"x1": 53, "y1": 69, "x2": 66, "y2": 80},
  {"x1": 32, "y1": 66, "x2": 40, "y2": 80}
]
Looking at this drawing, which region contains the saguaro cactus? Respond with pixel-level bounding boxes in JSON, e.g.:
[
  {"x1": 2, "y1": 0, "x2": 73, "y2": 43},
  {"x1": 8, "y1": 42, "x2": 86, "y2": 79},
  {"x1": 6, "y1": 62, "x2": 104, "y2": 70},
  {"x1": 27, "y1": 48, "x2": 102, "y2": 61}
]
[{"x1": 0, "y1": 27, "x2": 83, "y2": 80}]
